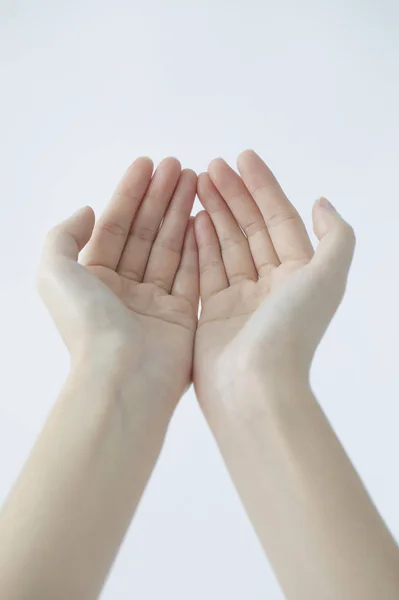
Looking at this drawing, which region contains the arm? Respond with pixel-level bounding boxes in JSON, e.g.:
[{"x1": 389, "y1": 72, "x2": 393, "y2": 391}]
[
  {"x1": 194, "y1": 150, "x2": 399, "y2": 599},
  {"x1": 0, "y1": 357, "x2": 170, "y2": 600},
  {"x1": 0, "y1": 157, "x2": 199, "y2": 599},
  {"x1": 212, "y1": 377, "x2": 399, "y2": 600}
]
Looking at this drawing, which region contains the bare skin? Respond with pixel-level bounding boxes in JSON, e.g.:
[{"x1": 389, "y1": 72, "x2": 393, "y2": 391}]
[
  {"x1": 0, "y1": 150, "x2": 398, "y2": 600},
  {"x1": 41, "y1": 157, "x2": 199, "y2": 402},
  {"x1": 194, "y1": 151, "x2": 354, "y2": 404},
  {"x1": 194, "y1": 150, "x2": 399, "y2": 599},
  {"x1": 0, "y1": 157, "x2": 199, "y2": 599}
]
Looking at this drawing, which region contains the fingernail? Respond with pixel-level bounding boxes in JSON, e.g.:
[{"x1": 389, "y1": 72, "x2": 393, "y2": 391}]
[{"x1": 318, "y1": 197, "x2": 338, "y2": 213}]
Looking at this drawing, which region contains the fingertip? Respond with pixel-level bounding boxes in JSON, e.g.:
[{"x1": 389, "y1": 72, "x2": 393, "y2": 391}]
[
  {"x1": 134, "y1": 156, "x2": 154, "y2": 168},
  {"x1": 312, "y1": 197, "x2": 355, "y2": 246},
  {"x1": 180, "y1": 168, "x2": 197, "y2": 188},
  {"x1": 318, "y1": 196, "x2": 339, "y2": 213},
  {"x1": 237, "y1": 148, "x2": 260, "y2": 170},
  {"x1": 312, "y1": 199, "x2": 331, "y2": 240},
  {"x1": 237, "y1": 148, "x2": 257, "y2": 161},
  {"x1": 197, "y1": 172, "x2": 212, "y2": 197},
  {"x1": 69, "y1": 205, "x2": 95, "y2": 231},
  {"x1": 44, "y1": 206, "x2": 95, "y2": 261},
  {"x1": 71, "y1": 204, "x2": 94, "y2": 218},
  {"x1": 68, "y1": 205, "x2": 95, "y2": 249},
  {"x1": 194, "y1": 209, "x2": 209, "y2": 228},
  {"x1": 181, "y1": 168, "x2": 197, "y2": 178},
  {"x1": 84, "y1": 205, "x2": 95, "y2": 222},
  {"x1": 197, "y1": 171, "x2": 209, "y2": 185},
  {"x1": 159, "y1": 156, "x2": 182, "y2": 173},
  {"x1": 313, "y1": 197, "x2": 339, "y2": 224},
  {"x1": 208, "y1": 157, "x2": 227, "y2": 176},
  {"x1": 194, "y1": 210, "x2": 215, "y2": 245},
  {"x1": 126, "y1": 157, "x2": 154, "y2": 179}
]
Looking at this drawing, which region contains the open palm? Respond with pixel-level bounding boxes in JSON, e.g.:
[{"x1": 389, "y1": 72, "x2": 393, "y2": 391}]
[
  {"x1": 39, "y1": 157, "x2": 199, "y2": 402},
  {"x1": 193, "y1": 151, "x2": 355, "y2": 403}
]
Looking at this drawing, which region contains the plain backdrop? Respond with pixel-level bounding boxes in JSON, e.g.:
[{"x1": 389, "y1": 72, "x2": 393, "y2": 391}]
[{"x1": 1, "y1": 1, "x2": 399, "y2": 598}]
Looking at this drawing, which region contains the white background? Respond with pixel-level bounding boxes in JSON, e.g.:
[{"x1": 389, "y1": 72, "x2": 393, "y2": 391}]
[{"x1": 1, "y1": 1, "x2": 399, "y2": 598}]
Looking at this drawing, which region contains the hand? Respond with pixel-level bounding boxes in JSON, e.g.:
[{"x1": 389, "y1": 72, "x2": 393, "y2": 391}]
[
  {"x1": 37, "y1": 157, "x2": 199, "y2": 406},
  {"x1": 193, "y1": 150, "x2": 355, "y2": 411}
]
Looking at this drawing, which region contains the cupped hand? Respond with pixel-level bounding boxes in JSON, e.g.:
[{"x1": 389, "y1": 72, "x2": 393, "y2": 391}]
[
  {"x1": 37, "y1": 157, "x2": 199, "y2": 403},
  {"x1": 193, "y1": 150, "x2": 355, "y2": 409}
]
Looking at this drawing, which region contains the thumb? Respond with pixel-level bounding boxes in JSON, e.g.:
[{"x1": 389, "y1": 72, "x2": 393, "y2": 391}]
[
  {"x1": 41, "y1": 206, "x2": 95, "y2": 264},
  {"x1": 311, "y1": 197, "x2": 356, "y2": 283},
  {"x1": 37, "y1": 207, "x2": 97, "y2": 352}
]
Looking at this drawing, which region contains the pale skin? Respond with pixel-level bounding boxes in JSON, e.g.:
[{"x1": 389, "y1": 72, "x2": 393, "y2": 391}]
[{"x1": 0, "y1": 151, "x2": 397, "y2": 599}]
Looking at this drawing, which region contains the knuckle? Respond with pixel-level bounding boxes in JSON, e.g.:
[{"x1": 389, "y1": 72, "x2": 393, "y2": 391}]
[
  {"x1": 200, "y1": 260, "x2": 222, "y2": 275},
  {"x1": 133, "y1": 225, "x2": 157, "y2": 243},
  {"x1": 151, "y1": 277, "x2": 169, "y2": 290},
  {"x1": 118, "y1": 268, "x2": 141, "y2": 281},
  {"x1": 156, "y1": 237, "x2": 182, "y2": 255},
  {"x1": 228, "y1": 272, "x2": 248, "y2": 284},
  {"x1": 257, "y1": 262, "x2": 276, "y2": 277},
  {"x1": 267, "y1": 208, "x2": 298, "y2": 228},
  {"x1": 243, "y1": 219, "x2": 267, "y2": 238},
  {"x1": 219, "y1": 235, "x2": 246, "y2": 252},
  {"x1": 250, "y1": 181, "x2": 276, "y2": 197},
  {"x1": 99, "y1": 220, "x2": 128, "y2": 238}
]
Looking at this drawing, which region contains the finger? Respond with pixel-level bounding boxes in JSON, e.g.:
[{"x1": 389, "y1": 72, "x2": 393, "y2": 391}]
[
  {"x1": 117, "y1": 157, "x2": 181, "y2": 281},
  {"x1": 172, "y1": 218, "x2": 199, "y2": 312},
  {"x1": 197, "y1": 172, "x2": 257, "y2": 284},
  {"x1": 290, "y1": 197, "x2": 357, "y2": 349},
  {"x1": 144, "y1": 169, "x2": 197, "y2": 292},
  {"x1": 208, "y1": 158, "x2": 279, "y2": 275},
  {"x1": 83, "y1": 157, "x2": 154, "y2": 269},
  {"x1": 237, "y1": 150, "x2": 314, "y2": 263},
  {"x1": 37, "y1": 206, "x2": 121, "y2": 354},
  {"x1": 41, "y1": 206, "x2": 95, "y2": 264},
  {"x1": 312, "y1": 197, "x2": 356, "y2": 282},
  {"x1": 37, "y1": 206, "x2": 95, "y2": 317},
  {"x1": 194, "y1": 210, "x2": 229, "y2": 300}
]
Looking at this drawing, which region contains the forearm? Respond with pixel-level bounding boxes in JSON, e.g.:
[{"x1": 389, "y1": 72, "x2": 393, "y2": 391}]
[
  {"x1": 206, "y1": 374, "x2": 399, "y2": 600},
  {"x1": 0, "y1": 358, "x2": 172, "y2": 600}
]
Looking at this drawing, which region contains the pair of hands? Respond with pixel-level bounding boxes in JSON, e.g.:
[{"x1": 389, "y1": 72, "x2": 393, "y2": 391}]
[
  {"x1": 9, "y1": 150, "x2": 399, "y2": 600},
  {"x1": 37, "y1": 149, "x2": 355, "y2": 420}
]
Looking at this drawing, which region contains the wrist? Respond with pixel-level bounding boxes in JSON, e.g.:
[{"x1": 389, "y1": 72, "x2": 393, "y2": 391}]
[
  {"x1": 70, "y1": 330, "x2": 141, "y2": 376},
  {"x1": 198, "y1": 360, "x2": 311, "y2": 426},
  {"x1": 70, "y1": 331, "x2": 189, "y2": 413},
  {"x1": 68, "y1": 341, "x2": 177, "y2": 428}
]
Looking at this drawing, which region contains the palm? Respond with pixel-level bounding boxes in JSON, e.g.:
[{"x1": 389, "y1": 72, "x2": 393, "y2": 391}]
[
  {"x1": 87, "y1": 265, "x2": 197, "y2": 331},
  {"x1": 194, "y1": 151, "x2": 316, "y2": 393},
  {"x1": 197, "y1": 261, "x2": 308, "y2": 357},
  {"x1": 198, "y1": 278, "x2": 268, "y2": 348},
  {"x1": 79, "y1": 157, "x2": 199, "y2": 397}
]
